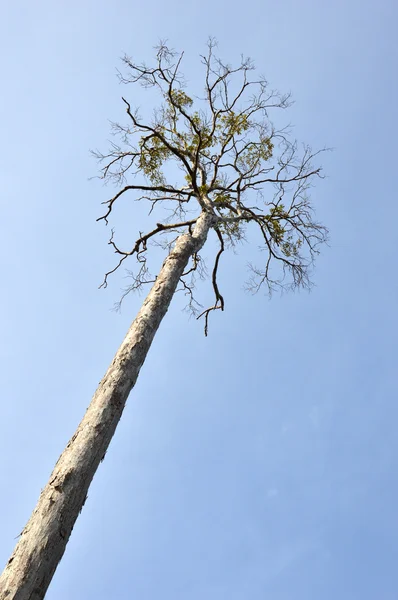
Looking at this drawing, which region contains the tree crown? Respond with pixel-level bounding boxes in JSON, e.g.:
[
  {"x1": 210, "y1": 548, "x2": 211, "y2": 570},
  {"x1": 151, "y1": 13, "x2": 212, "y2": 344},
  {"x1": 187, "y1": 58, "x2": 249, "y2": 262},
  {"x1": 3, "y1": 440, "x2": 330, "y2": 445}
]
[{"x1": 93, "y1": 39, "x2": 328, "y2": 334}]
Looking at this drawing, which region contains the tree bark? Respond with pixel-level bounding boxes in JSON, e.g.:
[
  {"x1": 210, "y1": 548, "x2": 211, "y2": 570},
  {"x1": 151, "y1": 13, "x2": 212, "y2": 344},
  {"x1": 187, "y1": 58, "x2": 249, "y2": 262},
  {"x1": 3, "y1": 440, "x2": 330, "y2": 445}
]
[{"x1": 0, "y1": 211, "x2": 213, "y2": 600}]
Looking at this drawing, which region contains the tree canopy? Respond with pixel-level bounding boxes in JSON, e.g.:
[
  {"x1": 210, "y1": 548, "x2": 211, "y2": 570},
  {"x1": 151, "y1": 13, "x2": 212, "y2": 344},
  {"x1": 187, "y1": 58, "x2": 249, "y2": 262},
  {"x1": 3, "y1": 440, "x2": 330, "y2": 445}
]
[{"x1": 93, "y1": 39, "x2": 328, "y2": 333}]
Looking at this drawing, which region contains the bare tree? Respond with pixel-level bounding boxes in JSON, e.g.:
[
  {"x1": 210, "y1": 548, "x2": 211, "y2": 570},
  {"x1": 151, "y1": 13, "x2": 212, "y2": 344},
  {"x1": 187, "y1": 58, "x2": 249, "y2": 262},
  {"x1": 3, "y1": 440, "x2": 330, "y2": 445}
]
[{"x1": 0, "y1": 39, "x2": 328, "y2": 599}]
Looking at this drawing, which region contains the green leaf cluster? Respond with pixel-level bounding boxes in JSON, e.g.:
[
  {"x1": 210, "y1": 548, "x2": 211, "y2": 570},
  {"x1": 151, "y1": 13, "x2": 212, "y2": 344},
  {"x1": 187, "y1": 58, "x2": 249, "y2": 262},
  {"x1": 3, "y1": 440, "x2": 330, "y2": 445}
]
[
  {"x1": 169, "y1": 89, "x2": 194, "y2": 107},
  {"x1": 138, "y1": 132, "x2": 171, "y2": 185},
  {"x1": 241, "y1": 138, "x2": 273, "y2": 170},
  {"x1": 264, "y1": 205, "x2": 287, "y2": 244},
  {"x1": 281, "y1": 237, "x2": 303, "y2": 257},
  {"x1": 214, "y1": 192, "x2": 233, "y2": 208},
  {"x1": 264, "y1": 205, "x2": 303, "y2": 257},
  {"x1": 217, "y1": 111, "x2": 250, "y2": 137}
]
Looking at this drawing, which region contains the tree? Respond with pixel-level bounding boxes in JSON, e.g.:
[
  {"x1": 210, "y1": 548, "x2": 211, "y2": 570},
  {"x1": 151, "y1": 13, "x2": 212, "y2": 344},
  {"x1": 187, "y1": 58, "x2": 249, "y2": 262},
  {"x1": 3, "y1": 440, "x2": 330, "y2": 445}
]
[{"x1": 0, "y1": 39, "x2": 328, "y2": 599}]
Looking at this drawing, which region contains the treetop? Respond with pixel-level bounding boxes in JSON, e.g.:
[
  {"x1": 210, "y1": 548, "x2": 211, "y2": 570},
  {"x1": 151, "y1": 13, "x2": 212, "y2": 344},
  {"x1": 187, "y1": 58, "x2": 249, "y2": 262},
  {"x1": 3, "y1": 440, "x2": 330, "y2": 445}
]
[{"x1": 92, "y1": 39, "x2": 328, "y2": 334}]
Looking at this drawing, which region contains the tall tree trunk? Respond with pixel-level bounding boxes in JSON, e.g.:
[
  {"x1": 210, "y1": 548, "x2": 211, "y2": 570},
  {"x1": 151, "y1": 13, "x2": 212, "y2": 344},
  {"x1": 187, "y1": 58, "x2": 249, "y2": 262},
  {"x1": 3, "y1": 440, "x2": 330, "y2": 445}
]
[{"x1": 0, "y1": 211, "x2": 213, "y2": 600}]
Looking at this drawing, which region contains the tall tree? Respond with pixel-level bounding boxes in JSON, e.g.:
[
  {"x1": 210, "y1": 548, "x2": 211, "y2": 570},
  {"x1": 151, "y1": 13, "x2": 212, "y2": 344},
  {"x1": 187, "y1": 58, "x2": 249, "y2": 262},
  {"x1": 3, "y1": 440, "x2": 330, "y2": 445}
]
[{"x1": 0, "y1": 40, "x2": 328, "y2": 599}]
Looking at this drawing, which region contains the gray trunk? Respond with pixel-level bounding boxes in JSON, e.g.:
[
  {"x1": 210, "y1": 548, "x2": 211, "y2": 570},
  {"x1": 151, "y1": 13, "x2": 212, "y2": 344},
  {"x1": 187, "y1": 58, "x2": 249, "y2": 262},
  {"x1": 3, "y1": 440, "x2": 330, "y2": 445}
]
[{"x1": 0, "y1": 211, "x2": 213, "y2": 600}]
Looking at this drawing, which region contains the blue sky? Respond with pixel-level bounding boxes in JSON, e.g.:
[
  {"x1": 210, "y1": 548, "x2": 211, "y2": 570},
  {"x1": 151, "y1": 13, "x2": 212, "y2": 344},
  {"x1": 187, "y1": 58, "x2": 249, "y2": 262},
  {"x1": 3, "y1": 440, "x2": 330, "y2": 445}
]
[{"x1": 1, "y1": 0, "x2": 397, "y2": 598}]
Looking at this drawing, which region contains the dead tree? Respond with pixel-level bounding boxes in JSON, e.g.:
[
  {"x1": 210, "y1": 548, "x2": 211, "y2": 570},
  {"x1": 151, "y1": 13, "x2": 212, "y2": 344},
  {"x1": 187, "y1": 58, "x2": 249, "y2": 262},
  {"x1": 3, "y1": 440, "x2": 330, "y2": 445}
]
[{"x1": 0, "y1": 39, "x2": 328, "y2": 599}]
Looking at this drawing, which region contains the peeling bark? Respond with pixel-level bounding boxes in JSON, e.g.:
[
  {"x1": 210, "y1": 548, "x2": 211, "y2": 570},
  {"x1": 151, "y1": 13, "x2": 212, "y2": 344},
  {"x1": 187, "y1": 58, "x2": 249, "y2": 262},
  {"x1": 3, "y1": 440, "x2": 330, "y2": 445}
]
[{"x1": 0, "y1": 211, "x2": 213, "y2": 600}]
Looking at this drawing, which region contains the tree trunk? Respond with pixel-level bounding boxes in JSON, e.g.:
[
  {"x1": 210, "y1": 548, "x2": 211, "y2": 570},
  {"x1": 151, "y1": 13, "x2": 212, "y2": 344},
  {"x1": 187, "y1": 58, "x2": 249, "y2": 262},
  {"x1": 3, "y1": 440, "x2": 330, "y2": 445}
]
[{"x1": 0, "y1": 211, "x2": 213, "y2": 600}]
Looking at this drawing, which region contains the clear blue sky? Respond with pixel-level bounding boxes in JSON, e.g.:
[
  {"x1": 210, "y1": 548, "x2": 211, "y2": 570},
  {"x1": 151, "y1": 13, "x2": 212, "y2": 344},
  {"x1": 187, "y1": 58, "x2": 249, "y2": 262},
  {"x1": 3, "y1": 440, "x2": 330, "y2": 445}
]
[{"x1": 1, "y1": 1, "x2": 397, "y2": 598}]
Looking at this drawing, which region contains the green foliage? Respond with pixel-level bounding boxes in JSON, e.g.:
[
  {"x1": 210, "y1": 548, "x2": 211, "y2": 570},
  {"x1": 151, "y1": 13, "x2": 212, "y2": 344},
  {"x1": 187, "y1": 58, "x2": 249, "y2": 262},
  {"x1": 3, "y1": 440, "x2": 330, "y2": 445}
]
[
  {"x1": 135, "y1": 104, "x2": 299, "y2": 254},
  {"x1": 217, "y1": 111, "x2": 250, "y2": 137},
  {"x1": 213, "y1": 192, "x2": 233, "y2": 208},
  {"x1": 263, "y1": 205, "x2": 303, "y2": 257},
  {"x1": 240, "y1": 138, "x2": 274, "y2": 170},
  {"x1": 169, "y1": 89, "x2": 193, "y2": 107},
  {"x1": 264, "y1": 205, "x2": 288, "y2": 244},
  {"x1": 138, "y1": 133, "x2": 171, "y2": 185},
  {"x1": 281, "y1": 237, "x2": 303, "y2": 257},
  {"x1": 136, "y1": 86, "x2": 275, "y2": 199}
]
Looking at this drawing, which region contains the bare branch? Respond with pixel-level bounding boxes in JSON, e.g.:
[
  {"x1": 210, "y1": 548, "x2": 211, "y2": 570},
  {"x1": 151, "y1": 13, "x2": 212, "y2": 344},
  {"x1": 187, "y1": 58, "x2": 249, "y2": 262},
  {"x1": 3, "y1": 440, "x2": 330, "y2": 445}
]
[
  {"x1": 197, "y1": 228, "x2": 225, "y2": 336},
  {"x1": 99, "y1": 218, "x2": 198, "y2": 289},
  {"x1": 97, "y1": 184, "x2": 192, "y2": 224}
]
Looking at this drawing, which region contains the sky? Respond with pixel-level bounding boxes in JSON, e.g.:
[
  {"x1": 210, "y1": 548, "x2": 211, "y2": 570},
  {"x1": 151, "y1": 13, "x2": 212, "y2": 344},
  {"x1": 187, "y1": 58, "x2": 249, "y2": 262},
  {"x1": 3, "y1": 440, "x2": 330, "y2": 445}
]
[{"x1": 1, "y1": 0, "x2": 397, "y2": 598}]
